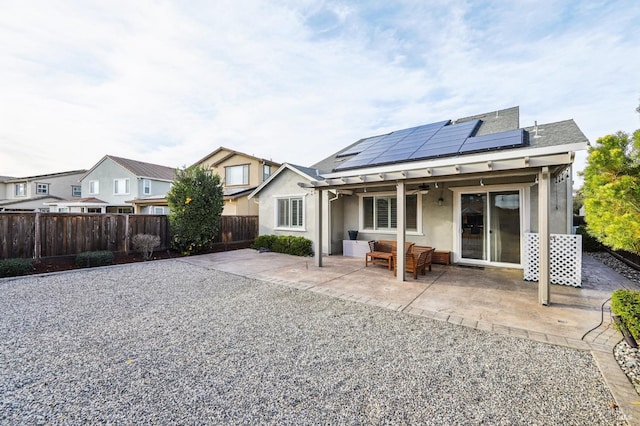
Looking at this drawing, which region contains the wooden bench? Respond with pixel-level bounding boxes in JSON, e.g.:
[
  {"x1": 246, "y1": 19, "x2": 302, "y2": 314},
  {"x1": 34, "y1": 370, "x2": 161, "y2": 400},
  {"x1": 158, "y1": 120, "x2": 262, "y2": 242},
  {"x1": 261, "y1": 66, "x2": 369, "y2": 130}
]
[{"x1": 365, "y1": 240, "x2": 395, "y2": 270}]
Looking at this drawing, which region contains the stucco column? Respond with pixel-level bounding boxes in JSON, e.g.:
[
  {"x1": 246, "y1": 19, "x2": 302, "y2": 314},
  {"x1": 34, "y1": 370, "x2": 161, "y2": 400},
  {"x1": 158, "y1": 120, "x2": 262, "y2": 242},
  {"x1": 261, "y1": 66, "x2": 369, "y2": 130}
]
[
  {"x1": 396, "y1": 181, "x2": 406, "y2": 282},
  {"x1": 538, "y1": 167, "x2": 550, "y2": 305},
  {"x1": 314, "y1": 188, "x2": 323, "y2": 267}
]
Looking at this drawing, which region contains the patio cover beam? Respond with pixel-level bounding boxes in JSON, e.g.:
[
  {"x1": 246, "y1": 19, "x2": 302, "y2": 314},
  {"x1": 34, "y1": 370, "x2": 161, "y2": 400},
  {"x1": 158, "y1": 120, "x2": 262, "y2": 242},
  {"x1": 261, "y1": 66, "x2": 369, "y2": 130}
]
[{"x1": 314, "y1": 189, "x2": 323, "y2": 267}]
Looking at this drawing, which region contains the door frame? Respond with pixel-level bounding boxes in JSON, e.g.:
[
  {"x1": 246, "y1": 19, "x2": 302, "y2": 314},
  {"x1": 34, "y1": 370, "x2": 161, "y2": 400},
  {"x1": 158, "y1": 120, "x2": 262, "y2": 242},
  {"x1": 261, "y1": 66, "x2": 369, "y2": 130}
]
[{"x1": 451, "y1": 183, "x2": 531, "y2": 268}]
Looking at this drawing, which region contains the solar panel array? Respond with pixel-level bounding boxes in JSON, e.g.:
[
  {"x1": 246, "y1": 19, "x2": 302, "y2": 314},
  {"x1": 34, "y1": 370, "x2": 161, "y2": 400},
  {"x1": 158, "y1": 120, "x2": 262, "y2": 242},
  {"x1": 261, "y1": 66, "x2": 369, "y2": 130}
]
[{"x1": 334, "y1": 119, "x2": 526, "y2": 171}]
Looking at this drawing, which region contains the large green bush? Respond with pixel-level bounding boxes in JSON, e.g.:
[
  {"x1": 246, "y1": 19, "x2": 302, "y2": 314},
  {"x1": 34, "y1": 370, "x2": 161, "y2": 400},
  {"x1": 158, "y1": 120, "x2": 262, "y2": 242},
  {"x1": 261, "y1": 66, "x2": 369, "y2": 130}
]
[
  {"x1": 167, "y1": 165, "x2": 224, "y2": 255},
  {"x1": 252, "y1": 235, "x2": 313, "y2": 257},
  {"x1": 611, "y1": 289, "x2": 640, "y2": 340},
  {"x1": 75, "y1": 251, "x2": 114, "y2": 268},
  {"x1": 0, "y1": 258, "x2": 34, "y2": 278}
]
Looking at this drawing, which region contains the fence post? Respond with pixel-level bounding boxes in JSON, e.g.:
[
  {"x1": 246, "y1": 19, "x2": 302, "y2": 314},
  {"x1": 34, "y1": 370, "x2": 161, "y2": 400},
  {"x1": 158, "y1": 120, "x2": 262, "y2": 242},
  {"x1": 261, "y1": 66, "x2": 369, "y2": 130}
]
[
  {"x1": 34, "y1": 212, "x2": 41, "y2": 260},
  {"x1": 125, "y1": 214, "x2": 130, "y2": 254}
]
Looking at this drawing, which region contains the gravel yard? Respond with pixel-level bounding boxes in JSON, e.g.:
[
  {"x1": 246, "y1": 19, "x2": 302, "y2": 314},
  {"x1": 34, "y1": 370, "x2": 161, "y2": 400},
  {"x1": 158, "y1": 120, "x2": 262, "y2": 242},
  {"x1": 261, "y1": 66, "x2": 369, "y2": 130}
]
[{"x1": 0, "y1": 259, "x2": 624, "y2": 424}]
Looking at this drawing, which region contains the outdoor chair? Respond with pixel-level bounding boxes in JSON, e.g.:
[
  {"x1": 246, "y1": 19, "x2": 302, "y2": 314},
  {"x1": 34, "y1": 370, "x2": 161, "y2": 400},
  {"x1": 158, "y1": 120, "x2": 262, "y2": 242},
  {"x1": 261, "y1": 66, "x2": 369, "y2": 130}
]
[{"x1": 394, "y1": 244, "x2": 434, "y2": 279}]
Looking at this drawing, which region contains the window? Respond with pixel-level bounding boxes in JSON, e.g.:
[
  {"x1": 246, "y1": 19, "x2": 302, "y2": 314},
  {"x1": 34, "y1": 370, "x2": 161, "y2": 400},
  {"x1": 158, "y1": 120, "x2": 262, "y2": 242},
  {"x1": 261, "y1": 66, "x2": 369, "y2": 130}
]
[
  {"x1": 263, "y1": 164, "x2": 271, "y2": 182},
  {"x1": 113, "y1": 178, "x2": 130, "y2": 195},
  {"x1": 14, "y1": 183, "x2": 26, "y2": 196},
  {"x1": 36, "y1": 183, "x2": 49, "y2": 195},
  {"x1": 59, "y1": 207, "x2": 69, "y2": 213},
  {"x1": 276, "y1": 197, "x2": 304, "y2": 229},
  {"x1": 87, "y1": 208, "x2": 102, "y2": 213},
  {"x1": 154, "y1": 207, "x2": 165, "y2": 214},
  {"x1": 143, "y1": 179, "x2": 152, "y2": 195},
  {"x1": 89, "y1": 180, "x2": 99, "y2": 194},
  {"x1": 72, "y1": 186, "x2": 81, "y2": 197},
  {"x1": 225, "y1": 164, "x2": 249, "y2": 186},
  {"x1": 362, "y1": 194, "x2": 418, "y2": 231}
]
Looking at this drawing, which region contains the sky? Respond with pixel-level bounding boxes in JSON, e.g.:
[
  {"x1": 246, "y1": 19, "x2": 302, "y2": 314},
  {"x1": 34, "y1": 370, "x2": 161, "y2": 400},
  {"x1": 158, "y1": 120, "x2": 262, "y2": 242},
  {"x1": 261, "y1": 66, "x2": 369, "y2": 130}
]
[{"x1": 1, "y1": 0, "x2": 639, "y2": 188}]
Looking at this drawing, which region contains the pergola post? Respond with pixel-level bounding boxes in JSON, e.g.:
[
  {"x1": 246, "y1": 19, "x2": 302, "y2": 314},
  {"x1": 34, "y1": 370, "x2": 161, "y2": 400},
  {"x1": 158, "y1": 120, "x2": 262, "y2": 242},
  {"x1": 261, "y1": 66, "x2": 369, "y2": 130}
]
[
  {"x1": 314, "y1": 189, "x2": 323, "y2": 267},
  {"x1": 396, "y1": 181, "x2": 406, "y2": 282},
  {"x1": 538, "y1": 167, "x2": 550, "y2": 305}
]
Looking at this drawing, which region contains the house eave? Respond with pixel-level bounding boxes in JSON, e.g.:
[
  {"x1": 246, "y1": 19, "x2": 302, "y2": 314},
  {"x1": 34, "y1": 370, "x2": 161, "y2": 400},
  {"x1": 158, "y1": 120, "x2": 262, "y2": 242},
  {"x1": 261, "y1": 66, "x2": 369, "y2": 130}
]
[{"x1": 302, "y1": 146, "x2": 581, "y2": 189}]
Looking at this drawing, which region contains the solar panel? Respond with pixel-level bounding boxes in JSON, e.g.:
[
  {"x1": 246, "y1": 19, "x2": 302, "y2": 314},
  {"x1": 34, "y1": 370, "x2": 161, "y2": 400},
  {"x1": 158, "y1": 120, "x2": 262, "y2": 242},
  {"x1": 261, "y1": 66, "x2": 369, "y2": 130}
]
[
  {"x1": 409, "y1": 120, "x2": 481, "y2": 160},
  {"x1": 335, "y1": 121, "x2": 448, "y2": 170},
  {"x1": 334, "y1": 119, "x2": 527, "y2": 172},
  {"x1": 336, "y1": 134, "x2": 388, "y2": 158},
  {"x1": 458, "y1": 129, "x2": 525, "y2": 154}
]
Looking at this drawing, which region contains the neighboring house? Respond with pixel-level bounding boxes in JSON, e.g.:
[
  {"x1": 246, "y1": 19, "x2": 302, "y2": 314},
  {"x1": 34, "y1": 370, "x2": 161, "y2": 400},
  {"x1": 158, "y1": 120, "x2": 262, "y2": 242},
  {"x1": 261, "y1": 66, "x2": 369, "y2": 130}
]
[
  {"x1": 47, "y1": 155, "x2": 176, "y2": 214},
  {"x1": 193, "y1": 147, "x2": 280, "y2": 216},
  {"x1": 250, "y1": 106, "x2": 587, "y2": 275},
  {"x1": 0, "y1": 170, "x2": 87, "y2": 212}
]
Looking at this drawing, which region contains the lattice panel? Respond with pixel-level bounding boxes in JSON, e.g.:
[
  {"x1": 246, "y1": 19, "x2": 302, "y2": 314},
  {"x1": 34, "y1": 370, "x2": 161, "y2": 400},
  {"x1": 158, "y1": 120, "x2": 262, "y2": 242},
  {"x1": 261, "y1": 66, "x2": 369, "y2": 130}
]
[{"x1": 524, "y1": 233, "x2": 582, "y2": 287}]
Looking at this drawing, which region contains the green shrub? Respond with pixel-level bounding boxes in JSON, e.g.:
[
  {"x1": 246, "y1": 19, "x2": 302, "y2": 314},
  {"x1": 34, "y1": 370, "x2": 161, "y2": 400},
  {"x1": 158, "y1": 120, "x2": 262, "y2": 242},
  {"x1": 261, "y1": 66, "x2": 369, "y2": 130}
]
[
  {"x1": 611, "y1": 289, "x2": 640, "y2": 340},
  {"x1": 577, "y1": 226, "x2": 602, "y2": 252},
  {"x1": 252, "y1": 235, "x2": 313, "y2": 257},
  {"x1": 75, "y1": 251, "x2": 114, "y2": 268},
  {"x1": 0, "y1": 258, "x2": 34, "y2": 278},
  {"x1": 132, "y1": 234, "x2": 161, "y2": 260}
]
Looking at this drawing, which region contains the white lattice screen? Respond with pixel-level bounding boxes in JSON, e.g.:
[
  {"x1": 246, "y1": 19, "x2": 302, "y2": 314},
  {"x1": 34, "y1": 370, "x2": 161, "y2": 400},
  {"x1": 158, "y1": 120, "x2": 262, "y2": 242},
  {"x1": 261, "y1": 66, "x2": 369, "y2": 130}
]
[{"x1": 524, "y1": 233, "x2": 582, "y2": 287}]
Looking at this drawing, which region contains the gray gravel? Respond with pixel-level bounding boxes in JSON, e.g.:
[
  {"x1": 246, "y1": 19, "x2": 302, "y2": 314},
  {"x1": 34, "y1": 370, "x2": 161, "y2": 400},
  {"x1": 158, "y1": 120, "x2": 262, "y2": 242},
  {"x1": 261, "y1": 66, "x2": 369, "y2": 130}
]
[{"x1": 0, "y1": 259, "x2": 624, "y2": 424}]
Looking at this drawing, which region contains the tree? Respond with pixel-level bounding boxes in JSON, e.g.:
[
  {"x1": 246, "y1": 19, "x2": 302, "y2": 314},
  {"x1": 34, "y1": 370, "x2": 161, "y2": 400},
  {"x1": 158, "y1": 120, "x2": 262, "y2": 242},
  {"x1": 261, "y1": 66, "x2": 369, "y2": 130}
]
[
  {"x1": 582, "y1": 129, "x2": 640, "y2": 253},
  {"x1": 167, "y1": 165, "x2": 224, "y2": 254}
]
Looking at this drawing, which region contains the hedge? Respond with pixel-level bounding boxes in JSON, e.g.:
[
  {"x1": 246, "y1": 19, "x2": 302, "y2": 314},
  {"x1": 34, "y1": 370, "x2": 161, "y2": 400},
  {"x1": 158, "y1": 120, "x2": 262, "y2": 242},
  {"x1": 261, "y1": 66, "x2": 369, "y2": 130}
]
[
  {"x1": 76, "y1": 251, "x2": 115, "y2": 268},
  {"x1": 611, "y1": 289, "x2": 640, "y2": 341},
  {"x1": 0, "y1": 258, "x2": 34, "y2": 278},
  {"x1": 252, "y1": 235, "x2": 313, "y2": 257}
]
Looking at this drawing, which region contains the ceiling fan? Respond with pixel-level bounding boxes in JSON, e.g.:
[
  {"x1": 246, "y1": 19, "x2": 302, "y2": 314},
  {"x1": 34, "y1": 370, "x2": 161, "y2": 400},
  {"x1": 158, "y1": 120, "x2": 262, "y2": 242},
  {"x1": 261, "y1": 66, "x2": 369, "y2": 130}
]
[{"x1": 410, "y1": 183, "x2": 430, "y2": 195}]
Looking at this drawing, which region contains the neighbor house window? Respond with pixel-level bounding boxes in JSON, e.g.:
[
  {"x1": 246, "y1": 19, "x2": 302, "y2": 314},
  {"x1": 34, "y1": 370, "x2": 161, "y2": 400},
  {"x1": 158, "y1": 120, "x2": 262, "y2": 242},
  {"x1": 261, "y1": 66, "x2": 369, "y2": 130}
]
[
  {"x1": 36, "y1": 183, "x2": 49, "y2": 195},
  {"x1": 263, "y1": 164, "x2": 271, "y2": 182},
  {"x1": 72, "y1": 186, "x2": 81, "y2": 197},
  {"x1": 225, "y1": 164, "x2": 249, "y2": 186},
  {"x1": 276, "y1": 196, "x2": 304, "y2": 229},
  {"x1": 89, "y1": 180, "x2": 99, "y2": 194},
  {"x1": 87, "y1": 208, "x2": 101, "y2": 213},
  {"x1": 14, "y1": 183, "x2": 26, "y2": 196},
  {"x1": 143, "y1": 179, "x2": 151, "y2": 195},
  {"x1": 59, "y1": 207, "x2": 69, "y2": 213},
  {"x1": 362, "y1": 194, "x2": 418, "y2": 231},
  {"x1": 154, "y1": 207, "x2": 165, "y2": 214},
  {"x1": 113, "y1": 178, "x2": 130, "y2": 195}
]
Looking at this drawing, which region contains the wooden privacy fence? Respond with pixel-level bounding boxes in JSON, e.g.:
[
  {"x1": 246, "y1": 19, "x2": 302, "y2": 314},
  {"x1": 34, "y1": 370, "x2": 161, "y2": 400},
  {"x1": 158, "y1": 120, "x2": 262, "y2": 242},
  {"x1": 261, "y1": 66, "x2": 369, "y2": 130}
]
[{"x1": 0, "y1": 213, "x2": 258, "y2": 259}]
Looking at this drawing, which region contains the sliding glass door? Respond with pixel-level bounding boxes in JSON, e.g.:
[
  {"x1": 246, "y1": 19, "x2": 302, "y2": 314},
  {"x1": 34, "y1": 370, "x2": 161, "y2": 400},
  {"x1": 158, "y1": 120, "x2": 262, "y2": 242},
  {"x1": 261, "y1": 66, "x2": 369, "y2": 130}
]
[{"x1": 460, "y1": 190, "x2": 521, "y2": 265}]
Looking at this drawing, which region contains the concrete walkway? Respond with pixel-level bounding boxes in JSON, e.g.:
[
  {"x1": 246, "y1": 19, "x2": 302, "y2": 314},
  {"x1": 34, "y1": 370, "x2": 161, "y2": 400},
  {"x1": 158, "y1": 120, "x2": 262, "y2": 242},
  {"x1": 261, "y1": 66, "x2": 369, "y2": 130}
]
[{"x1": 180, "y1": 249, "x2": 640, "y2": 423}]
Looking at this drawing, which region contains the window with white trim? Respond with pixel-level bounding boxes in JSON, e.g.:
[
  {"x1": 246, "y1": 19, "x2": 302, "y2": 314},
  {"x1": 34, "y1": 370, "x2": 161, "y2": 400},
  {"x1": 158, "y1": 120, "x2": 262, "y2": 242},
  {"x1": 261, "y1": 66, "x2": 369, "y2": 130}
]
[
  {"x1": 154, "y1": 207, "x2": 165, "y2": 214},
  {"x1": 72, "y1": 186, "x2": 81, "y2": 197},
  {"x1": 36, "y1": 183, "x2": 49, "y2": 195},
  {"x1": 143, "y1": 179, "x2": 151, "y2": 195},
  {"x1": 14, "y1": 183, "x2": 26, "y2": 196},
  {"x1": 225, "y1": 164, "x2": 249, "y2": 186},
  {"x1": 276, "y1": 197, "x2": 304, "y2": 229},
  {"x1": 89, "y1": 180, "x2": 99, "y2": 195},
  {"x1": 362, "y1": 194, "x2": 418, "y2": 231},
  {"x1": 113, "y1": 178, "x2": 130, "y2": 195}
]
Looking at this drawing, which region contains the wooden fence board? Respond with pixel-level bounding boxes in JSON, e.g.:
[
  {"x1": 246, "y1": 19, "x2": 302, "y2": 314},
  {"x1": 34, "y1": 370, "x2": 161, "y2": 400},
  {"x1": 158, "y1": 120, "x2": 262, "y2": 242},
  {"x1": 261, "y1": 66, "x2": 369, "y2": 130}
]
[{"x1": 0, "y1": 213, "x2": 258, "y2": 259}]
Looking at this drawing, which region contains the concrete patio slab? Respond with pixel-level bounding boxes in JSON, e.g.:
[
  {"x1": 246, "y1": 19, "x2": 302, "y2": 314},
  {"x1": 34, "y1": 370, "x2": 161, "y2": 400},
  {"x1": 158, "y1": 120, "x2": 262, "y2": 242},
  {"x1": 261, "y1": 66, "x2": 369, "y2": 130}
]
[{"x1": 178, "y1": 249, "x2": 640, "y2": 422}]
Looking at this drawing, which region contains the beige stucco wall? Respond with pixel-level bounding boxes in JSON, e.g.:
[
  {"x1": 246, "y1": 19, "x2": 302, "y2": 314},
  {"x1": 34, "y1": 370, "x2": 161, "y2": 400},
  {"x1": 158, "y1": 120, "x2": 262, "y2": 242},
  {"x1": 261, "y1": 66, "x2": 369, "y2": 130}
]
[{"x1": 255, "y1": 168, "x2": 316, "y2": 249}]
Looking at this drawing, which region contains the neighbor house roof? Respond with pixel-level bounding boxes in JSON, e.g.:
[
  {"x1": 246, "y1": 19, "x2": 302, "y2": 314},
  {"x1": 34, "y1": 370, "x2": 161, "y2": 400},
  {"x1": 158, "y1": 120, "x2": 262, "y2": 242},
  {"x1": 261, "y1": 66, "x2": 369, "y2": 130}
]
[
  {"x1": 0, "y1": 195, "x2": 64, "y2": 206},
  {"x1": 45, "y1": 197, "x2": 109, "y2": 207},
  {"x1": 83, "y1": 155, "x2": 176, "y2": 182},
  {"x1": 248, "y1": 163, "x2": 323, "y2": 199},
  {"x1": 2, "y1": 170, "x2": 87, "y2": 183},
  {"x1": 193, "y1": 146, "x2": 281, "y2": 168}
]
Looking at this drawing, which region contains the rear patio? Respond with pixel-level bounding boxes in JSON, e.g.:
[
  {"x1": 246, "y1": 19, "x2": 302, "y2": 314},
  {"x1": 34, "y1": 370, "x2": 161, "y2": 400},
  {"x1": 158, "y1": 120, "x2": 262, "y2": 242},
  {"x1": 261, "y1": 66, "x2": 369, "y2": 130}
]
[{"x1": 181, "y1": 248, "x2": 640, "y2": 420}]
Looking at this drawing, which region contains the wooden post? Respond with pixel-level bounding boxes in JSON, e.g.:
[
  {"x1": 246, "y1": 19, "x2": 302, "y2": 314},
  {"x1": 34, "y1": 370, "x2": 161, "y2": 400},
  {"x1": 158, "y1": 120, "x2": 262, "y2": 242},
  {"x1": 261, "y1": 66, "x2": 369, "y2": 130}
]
[
  {"x1": 314, "y1": 189, "x2": 323, "y2": 267},
  {"x1": 538, "y1": 167, "x2": 550, "y2": 305},
  {"x1": 125, "y1": 214, "x2": 130, "y2": 254},
  {"x1": 396, "y1": 181, "x2": 406, "y2": 282},
  {"x1": 34, "y1": 212, "x2": 41, "y2": 260}
]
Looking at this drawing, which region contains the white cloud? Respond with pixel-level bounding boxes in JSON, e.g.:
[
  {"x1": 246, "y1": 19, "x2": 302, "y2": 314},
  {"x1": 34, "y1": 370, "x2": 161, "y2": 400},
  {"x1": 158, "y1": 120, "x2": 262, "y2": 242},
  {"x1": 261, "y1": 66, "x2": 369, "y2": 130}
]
[{"x1": 0, "y1": 0, "x2": 638, "y2": 183}]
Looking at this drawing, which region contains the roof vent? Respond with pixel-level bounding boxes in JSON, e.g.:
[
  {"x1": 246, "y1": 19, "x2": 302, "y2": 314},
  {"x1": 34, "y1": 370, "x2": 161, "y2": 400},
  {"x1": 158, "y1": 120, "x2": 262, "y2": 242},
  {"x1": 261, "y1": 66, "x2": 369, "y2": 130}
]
[{"x1": 533, "y1": 121, "x2": 542, "y2": 138}]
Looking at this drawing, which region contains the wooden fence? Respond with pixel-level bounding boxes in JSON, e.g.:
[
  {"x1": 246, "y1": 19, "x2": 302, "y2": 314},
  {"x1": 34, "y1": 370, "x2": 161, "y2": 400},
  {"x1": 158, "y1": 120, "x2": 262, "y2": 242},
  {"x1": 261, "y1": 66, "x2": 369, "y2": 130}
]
[{"x1": 0, "y1": 213, "x2": 258, "y2": 259}]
